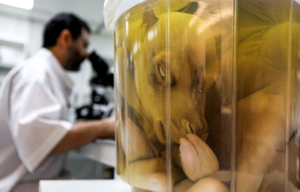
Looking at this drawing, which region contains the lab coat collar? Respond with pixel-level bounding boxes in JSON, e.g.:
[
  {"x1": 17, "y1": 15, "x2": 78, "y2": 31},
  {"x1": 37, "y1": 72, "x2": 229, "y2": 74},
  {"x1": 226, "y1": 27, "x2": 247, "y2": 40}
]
[{"x1": 38, "y1": 48, "x2": 74, "y2": 90}]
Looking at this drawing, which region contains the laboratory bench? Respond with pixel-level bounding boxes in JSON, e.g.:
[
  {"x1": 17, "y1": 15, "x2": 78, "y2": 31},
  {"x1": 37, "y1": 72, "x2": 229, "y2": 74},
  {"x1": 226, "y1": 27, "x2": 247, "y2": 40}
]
[
  {"x1": 39, "y1": 139, "x2": 119, "y2": 192},
  {"x1": 39, "y1": 180, "x2": 131, "y2": 192}
]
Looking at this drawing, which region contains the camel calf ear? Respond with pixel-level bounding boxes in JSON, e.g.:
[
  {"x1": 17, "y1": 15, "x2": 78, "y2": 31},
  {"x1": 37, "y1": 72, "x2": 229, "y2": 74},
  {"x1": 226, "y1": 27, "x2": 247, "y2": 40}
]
[
  {"x1": 177, "y1": 2, "x2": 198, "y2": 15},
  {"x1": 142, "y1": 6, "x2": 158, "y2": 29}
]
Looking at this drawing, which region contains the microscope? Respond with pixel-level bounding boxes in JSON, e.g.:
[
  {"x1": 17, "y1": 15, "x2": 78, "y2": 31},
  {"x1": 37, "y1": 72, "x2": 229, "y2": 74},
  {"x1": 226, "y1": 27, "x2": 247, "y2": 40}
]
[{"x1": 75, "y1": 51, "x2": 114, "y2": 120}]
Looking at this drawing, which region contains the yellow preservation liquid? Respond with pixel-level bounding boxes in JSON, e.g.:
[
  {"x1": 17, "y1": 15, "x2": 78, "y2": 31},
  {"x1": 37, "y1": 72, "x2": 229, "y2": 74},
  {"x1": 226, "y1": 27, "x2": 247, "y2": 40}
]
[{"x1": 112, "y1": 0, "x2": 300, "y2": 191}]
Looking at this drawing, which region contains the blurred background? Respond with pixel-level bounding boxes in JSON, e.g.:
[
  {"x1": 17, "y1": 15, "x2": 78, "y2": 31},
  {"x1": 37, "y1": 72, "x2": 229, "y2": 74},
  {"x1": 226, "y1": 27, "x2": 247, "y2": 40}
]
[{"x1": 0, "y1": 0, "x2": 115, "y2": 180}]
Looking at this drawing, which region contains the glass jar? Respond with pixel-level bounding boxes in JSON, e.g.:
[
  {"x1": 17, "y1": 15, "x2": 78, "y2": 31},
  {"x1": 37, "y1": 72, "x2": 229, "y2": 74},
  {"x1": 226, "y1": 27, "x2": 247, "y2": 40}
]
[{"x1": 105, "y1": 0, "x2": 300, "y2": 191}]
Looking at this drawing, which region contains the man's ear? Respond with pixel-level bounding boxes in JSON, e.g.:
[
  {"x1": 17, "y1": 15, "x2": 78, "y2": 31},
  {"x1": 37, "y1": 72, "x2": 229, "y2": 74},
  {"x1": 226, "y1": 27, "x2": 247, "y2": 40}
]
[
  {"x1": 57, "y1": 29, "x2": 73, "y2": 49},
  {"x1": 142, "y1": 6, "x2": 158, "y2": 29}
]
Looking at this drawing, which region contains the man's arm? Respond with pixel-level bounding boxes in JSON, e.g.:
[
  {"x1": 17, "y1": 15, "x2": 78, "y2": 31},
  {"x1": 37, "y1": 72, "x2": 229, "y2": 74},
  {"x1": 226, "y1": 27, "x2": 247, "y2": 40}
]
[{"x1": 50, "y1": 117, "x2": 115, "y2": 155}]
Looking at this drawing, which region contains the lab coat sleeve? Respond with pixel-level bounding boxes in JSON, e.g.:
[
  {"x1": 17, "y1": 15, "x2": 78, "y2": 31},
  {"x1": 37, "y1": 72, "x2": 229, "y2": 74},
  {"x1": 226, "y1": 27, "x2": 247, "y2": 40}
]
[{"x1": 9, "y1": 77, "x2": 73, "y2": 173}]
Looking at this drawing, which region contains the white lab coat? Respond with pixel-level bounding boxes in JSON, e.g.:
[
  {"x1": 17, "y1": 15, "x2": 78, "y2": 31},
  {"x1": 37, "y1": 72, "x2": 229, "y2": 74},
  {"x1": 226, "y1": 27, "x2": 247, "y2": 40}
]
[{"x1": 0, "y1": 48, "x2": 73, "y2": 192}]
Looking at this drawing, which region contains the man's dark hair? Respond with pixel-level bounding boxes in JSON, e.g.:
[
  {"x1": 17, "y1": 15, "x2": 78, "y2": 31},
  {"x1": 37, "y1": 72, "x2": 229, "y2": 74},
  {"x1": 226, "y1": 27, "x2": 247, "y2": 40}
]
[{"x1": 43, "y1": 13, "x2": 90, "y2": 48}]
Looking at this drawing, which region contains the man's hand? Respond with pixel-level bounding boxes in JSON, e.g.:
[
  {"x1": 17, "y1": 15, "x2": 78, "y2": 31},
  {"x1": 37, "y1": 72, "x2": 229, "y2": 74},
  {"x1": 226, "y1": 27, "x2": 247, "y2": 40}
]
[{"x1": 98, "y1": 116, "x2": 115, "y2": 139}]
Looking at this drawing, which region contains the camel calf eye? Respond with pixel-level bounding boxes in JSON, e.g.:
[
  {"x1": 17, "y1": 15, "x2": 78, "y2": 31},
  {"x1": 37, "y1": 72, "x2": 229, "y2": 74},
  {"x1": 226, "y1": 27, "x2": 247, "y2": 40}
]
[{"x1": 158, "y1": 64, "x2": 166, "y2": 80}]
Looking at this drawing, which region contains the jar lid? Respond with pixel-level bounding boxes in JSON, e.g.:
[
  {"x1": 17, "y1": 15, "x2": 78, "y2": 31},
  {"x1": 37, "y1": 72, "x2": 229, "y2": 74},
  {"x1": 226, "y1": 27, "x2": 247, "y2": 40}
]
[{"x1": 104, "y1": 0, "x2": 148, "y2": 31}]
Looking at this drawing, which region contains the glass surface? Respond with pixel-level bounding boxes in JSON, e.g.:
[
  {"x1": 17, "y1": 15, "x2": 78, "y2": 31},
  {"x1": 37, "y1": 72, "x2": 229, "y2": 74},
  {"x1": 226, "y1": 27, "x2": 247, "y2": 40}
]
[{"x1": 114, "y1": 0, "x2": 300, "y2": 191}]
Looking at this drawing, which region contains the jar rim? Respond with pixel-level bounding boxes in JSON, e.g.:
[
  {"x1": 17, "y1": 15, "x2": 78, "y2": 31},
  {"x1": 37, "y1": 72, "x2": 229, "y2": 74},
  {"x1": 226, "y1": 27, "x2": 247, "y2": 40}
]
[{"x1": 104, "y1": 0, "x2": 148, "y2": 31}]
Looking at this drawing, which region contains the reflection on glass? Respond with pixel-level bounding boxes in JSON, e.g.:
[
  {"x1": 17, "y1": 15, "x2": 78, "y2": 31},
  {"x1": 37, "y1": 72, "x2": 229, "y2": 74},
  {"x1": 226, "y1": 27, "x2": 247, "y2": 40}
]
[{"x1": 114, "y1": 0, "x2": 300, "y2": 191}]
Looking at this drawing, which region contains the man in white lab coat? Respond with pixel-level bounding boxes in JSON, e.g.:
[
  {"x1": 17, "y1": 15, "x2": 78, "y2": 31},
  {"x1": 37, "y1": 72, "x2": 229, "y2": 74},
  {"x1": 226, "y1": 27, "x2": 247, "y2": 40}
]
[{"x1": 0, "y1": 13, "x2": 115, "y2": 192}]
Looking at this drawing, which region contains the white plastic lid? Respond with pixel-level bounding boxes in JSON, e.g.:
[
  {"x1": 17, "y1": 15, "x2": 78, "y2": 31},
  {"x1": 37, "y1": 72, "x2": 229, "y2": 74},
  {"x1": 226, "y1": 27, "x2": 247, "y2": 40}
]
[{"x1": 104, "y1": 0, "x2": 148, "y2": 31}]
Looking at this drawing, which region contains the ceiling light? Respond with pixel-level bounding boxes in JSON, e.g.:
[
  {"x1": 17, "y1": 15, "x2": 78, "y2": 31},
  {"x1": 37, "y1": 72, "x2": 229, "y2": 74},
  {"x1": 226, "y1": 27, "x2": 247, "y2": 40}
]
[{"x1": 0, "y1": 0, "x2": 34, "y2": 10}]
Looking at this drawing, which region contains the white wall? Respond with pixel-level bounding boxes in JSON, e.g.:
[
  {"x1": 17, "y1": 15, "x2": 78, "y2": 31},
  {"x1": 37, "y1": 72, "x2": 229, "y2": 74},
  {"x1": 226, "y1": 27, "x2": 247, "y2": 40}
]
[
  {"x1": 90, "y1": 35, "x2": 114, "y2": 60},
  {"x1": 0, "y1": 14, "x2": 114, "y2": 59},
  {"x1": 0, "y1": 16, "x2": 31, "y2": 41}
]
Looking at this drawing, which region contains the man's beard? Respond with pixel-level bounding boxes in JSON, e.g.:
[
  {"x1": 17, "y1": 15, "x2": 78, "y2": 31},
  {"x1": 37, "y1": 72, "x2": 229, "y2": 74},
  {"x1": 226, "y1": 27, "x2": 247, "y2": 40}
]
[
  {"x1": 68, "y1": 58, "x2": 84, "y2": 71},
  {"x1": 65, "y1": 44, "x2": 85, "y2": 72}
]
